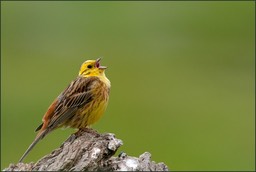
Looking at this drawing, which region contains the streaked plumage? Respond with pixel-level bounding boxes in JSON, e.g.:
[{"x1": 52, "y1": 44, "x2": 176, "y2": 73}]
[{"x1": 19, "y1": 58, "x2": 110, "y2": 163}]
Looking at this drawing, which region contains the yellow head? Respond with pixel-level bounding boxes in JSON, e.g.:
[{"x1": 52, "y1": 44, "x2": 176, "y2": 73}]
[{"x1": 79, "y1": 58, "x2": 107, "y2": 77}]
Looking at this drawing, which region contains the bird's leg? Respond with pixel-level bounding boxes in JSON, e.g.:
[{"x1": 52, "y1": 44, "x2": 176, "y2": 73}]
[
  {"x1": 75, "y1": 127, "x2": 100, "y2": 137},
  {"x1": 74, "y1": 128, "x2": 85, "y2": 137}
]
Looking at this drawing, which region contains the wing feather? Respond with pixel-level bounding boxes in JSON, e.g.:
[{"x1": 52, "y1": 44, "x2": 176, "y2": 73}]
[{"x1": 44, "y1": 76, "x2": 99, "y2": 130}]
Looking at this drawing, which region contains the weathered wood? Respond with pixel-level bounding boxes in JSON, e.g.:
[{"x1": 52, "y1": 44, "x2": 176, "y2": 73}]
[{"x1": 4, "y1": 128, "x2": 169, "y2": 171}]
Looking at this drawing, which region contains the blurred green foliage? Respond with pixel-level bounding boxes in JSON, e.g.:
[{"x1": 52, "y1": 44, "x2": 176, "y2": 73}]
[{"x1": 1, "y1": 1, "x2": 255, "y2": 171}]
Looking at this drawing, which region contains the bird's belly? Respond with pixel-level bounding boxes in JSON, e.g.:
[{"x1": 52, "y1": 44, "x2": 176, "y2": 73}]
[
  {"x1": 67, "y1": 98, "x2": 109, "y2": 129},
  {"x1": 85, "y1": 99, "x2": 109, "y2": 126}
]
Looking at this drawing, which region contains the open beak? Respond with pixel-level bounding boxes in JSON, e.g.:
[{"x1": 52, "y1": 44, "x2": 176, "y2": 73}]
[{"x1": 96, "y1": 58, "x2": 107, "y2": 69}]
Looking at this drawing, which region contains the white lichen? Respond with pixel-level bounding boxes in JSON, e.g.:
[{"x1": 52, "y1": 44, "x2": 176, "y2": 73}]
[
  {"x1": 126, "y1": 158, "x2": 139, "y2": 170},
  {"x1": 90, "y1": 147, "x2": 101, "y2": 159}
]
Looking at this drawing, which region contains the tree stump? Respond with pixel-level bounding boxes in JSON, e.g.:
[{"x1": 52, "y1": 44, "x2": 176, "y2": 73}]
[{"x1": 3, "y1": 128, "x2": 169, "y2": 171}]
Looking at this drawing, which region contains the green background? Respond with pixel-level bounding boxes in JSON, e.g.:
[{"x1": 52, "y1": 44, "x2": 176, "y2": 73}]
[{"x1": 1, "y1": 2, "x2": 255, "y2": 171}]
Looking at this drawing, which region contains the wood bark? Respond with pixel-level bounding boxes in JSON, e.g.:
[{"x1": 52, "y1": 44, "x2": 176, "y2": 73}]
[{"x1": 4, "y1": 128, "x2": 169, "y2": 171}]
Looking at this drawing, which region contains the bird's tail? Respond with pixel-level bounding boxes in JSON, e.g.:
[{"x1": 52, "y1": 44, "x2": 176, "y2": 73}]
[{"x1": 18, "y1": 129, "x2": 49, "y2": 163}]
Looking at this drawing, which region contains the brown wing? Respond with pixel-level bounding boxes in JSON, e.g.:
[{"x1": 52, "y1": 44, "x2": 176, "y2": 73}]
[{"x1": 38, "y1": 76, "x2": 99, "y2": 132}]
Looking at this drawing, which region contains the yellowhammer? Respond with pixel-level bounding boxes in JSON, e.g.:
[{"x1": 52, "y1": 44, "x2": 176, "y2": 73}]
[{"x1": 19, "y1": 58, "x2": 110, "y2": 162}]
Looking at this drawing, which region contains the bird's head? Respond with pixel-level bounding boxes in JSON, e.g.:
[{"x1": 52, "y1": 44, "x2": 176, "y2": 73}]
[{"x1": 79, "y1": 58, "x2": 107, "y2": 77}]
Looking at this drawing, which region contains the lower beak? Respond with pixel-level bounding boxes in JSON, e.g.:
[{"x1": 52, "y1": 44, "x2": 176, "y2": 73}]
[{"x1": 96, "y1": 58, "x2": 107, "y2": 69}]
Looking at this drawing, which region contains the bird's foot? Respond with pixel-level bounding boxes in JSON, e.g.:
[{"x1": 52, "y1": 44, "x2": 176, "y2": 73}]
[{"x1": 75, "y1": 127, "x2": 100, "y2": 137}]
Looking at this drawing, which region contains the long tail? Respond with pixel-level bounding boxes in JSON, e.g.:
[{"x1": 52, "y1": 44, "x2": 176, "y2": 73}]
[{"x1": 19, "y1": 129, "x2": 49, "y2": 163}]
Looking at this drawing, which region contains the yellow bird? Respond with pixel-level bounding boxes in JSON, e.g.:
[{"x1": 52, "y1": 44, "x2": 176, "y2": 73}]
[{"x1": 19, "y1": 58, "x2": 110, "y2": 162}]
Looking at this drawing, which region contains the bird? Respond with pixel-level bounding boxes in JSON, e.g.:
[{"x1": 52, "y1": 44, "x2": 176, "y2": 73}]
[{"x1": 19, "y1": 58, "x2": 111, "y2": 163}]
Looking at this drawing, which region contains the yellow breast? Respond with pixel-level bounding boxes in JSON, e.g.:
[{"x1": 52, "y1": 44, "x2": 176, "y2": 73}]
[{"x1": 68, "y1": 75, "x2": 110, "y2": 129}]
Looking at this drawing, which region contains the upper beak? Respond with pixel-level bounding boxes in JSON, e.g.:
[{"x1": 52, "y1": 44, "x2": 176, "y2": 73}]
[{"x1": 96, "y1": 58, "x2": 107, "y2": 69}]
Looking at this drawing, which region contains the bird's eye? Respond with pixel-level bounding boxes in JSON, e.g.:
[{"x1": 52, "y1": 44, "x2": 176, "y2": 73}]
[{"x1": 87, "y1": 65, "x2": 92, "y2": 69}]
